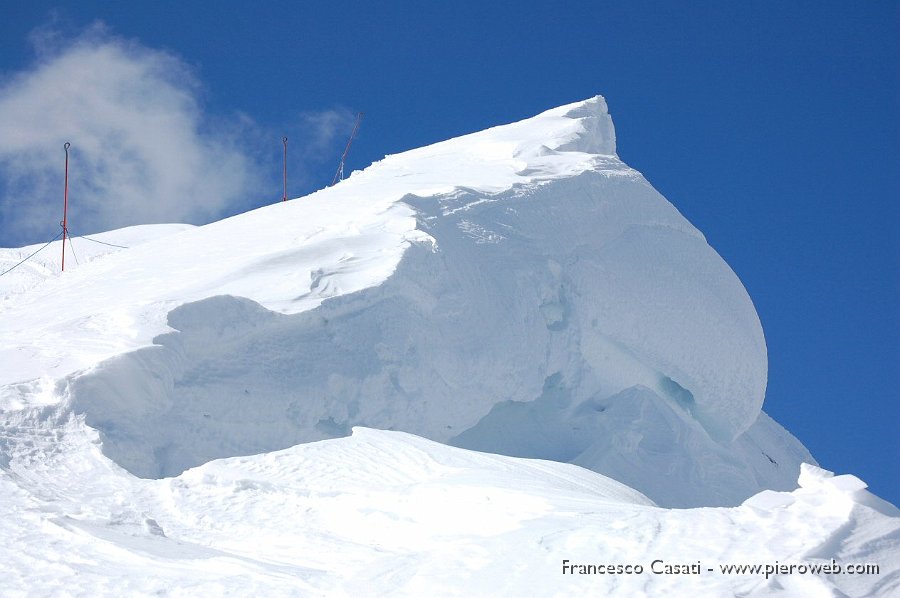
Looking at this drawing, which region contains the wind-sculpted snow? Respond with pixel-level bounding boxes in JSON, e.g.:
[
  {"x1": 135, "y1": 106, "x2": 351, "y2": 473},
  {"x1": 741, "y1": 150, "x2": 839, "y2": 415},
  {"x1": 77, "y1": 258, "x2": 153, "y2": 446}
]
[
  {"x1": 5, "y1": 96, "x2": 789, "y2": 507},
  {"x1": 1, "y1": 95, "x2": 897, "y2": 593},
  {"x1": 62, "y1": 170, "x2": 796, "y2": 505}
]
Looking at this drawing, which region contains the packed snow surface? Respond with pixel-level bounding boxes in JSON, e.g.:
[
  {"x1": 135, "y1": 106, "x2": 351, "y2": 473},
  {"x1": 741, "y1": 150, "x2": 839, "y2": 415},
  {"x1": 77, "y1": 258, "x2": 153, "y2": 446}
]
[
  {"x1": 2, "y1": 426, "x2": 898, "y2": 596},
  {"x1": 1, "y1": 96, "x2": 897, "y2": 594}
]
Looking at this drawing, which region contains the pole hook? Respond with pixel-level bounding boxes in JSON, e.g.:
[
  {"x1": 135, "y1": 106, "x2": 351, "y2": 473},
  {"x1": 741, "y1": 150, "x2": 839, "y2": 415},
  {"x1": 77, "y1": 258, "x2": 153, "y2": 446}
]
[{"x1": 64, "y1": 142, "x2": 70, "y2": 152}]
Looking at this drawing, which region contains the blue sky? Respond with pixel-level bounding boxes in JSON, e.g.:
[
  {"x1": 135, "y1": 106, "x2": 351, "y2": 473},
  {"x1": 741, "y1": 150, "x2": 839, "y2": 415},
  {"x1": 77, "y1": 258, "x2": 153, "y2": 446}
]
[{"x1": 2, "y1": 1, "x2": 897, "y2": 504}]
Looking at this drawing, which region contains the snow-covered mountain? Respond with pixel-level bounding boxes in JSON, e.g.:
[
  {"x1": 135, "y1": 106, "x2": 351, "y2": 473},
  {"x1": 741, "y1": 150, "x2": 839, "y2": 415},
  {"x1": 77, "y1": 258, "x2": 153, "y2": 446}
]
[{"x1": 1, "y1": 97, "x2": 897, "y2": 596}]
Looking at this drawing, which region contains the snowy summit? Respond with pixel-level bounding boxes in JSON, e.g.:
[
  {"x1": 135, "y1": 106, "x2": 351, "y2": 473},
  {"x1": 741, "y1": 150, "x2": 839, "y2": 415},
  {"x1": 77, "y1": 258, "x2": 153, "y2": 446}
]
[{"x1": 1, "y1": 96, "x2": 897, "y2": 596}]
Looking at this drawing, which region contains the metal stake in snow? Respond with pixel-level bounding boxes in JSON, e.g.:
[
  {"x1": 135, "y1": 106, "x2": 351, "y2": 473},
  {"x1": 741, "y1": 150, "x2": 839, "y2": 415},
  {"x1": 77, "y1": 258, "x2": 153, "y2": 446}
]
[
  {"x1": 61, "y1": 142, "x2": 71, "y2": 272},
  {"x1": 331, "y1": 112, "x2": 364, "y2": 186},
  {"x1": 282, "y1": 136, "x2": 288, "y2": 202}
]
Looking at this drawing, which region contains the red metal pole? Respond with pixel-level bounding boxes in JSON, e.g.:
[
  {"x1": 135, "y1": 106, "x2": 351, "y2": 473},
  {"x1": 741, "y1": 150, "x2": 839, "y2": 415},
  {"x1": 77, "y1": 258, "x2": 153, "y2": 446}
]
[
  {"x1": 62, "y1": 142, "x2": 70, "y2": 271},
  {"x1": 282, "y1": 136, "x2": 288, "y2": 202}
]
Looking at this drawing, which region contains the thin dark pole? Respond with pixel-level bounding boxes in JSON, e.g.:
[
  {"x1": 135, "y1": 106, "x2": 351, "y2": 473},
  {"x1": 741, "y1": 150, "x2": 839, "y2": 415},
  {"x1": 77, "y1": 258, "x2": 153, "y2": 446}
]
[
  {"x1": 282, "y1": 136, "x2": 288, "y2": 202},
  {"x1": 62, "y1": 142, "x2": 70, "y2": 271},
  {"x1": 331, "y1": 112, "x2": 364, "y2": 186}
]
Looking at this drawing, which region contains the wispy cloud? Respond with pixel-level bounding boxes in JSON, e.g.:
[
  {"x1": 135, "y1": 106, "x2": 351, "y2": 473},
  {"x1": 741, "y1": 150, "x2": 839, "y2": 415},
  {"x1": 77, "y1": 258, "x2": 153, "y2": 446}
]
[
  {"x1": 0, "y1": 24, "x2": 264, "y2": 246},
  {"x1": 284, "y1": 108, "x2": 359, "y2": 192}
]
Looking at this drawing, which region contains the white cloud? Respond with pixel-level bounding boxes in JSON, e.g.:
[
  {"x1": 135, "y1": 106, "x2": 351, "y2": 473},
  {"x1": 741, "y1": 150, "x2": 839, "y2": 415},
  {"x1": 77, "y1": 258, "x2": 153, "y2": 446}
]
[
  {"x1": 298, "y1": 108, "x2": 357, "y2": 156},
  {"x1": 0, "y1": 25, "x2": 263, "y2": 246},
  {"x1": 283, "y1": 108, "x2": 359, "y2": 190}
]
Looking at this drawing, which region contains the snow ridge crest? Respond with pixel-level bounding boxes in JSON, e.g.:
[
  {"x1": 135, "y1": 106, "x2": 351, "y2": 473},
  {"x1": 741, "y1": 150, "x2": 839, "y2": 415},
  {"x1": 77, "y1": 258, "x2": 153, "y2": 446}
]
[{"x1": 544, "y1": 95, "x2": 617, "y2": 155}]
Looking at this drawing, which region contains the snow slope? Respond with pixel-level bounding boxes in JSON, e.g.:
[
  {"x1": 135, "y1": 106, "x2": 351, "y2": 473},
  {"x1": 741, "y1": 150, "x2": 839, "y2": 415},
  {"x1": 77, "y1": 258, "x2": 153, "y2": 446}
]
[
  {"x1": 1, "y1": 424, "x2": 897, "y2": 596},
  {"x1": 1, "y1": 96, "x2": 897, "y2": 594}
]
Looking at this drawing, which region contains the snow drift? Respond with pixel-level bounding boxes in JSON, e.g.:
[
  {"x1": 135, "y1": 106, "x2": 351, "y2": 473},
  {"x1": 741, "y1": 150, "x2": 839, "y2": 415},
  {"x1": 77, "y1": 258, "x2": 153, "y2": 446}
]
[
  {"x1": 2, "y1": 95, "x2": 897, "y2": 595},
  {"x1": 3, "y1": 96, "x2": 809, "y2": 507}
]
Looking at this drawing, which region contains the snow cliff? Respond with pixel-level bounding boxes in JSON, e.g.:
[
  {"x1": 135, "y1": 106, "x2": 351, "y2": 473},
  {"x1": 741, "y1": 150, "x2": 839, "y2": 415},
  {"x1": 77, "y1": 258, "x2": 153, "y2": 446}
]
[{"x1": 2, "y1": 96, "x2": 808, "y2": 507}]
